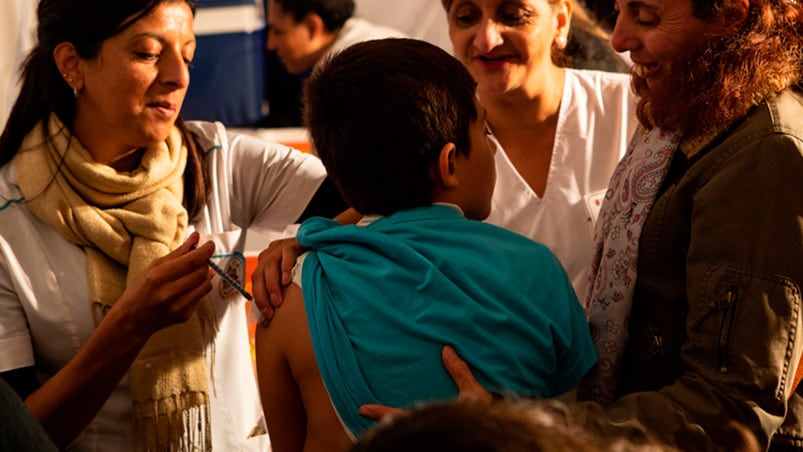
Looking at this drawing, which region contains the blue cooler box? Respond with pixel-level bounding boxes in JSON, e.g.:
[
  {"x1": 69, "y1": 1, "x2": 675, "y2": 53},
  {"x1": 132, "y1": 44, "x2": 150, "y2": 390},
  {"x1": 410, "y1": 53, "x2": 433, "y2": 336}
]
[{"x1": 182, "y1": 0, "x2": 266, "y2": 126}]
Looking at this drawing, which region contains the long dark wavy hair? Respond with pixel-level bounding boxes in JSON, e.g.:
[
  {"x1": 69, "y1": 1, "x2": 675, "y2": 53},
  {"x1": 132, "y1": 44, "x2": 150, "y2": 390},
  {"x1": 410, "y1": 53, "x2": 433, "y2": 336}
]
[
  {"x1": 0, "y1": 0, "x2": 210, "y2": 218},
  {"x1": 634, "y1": 0, "x2": 803, "y2": 136}
]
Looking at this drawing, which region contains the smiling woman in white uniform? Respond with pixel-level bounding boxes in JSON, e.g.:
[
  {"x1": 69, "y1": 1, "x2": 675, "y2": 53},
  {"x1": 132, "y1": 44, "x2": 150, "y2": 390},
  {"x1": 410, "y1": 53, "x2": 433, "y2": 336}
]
[
  {"x1": 443, "y1": 0, "x2": 637, "y2": 298},
  {"x1": 0, "y1": 0, "x2": 331, "y2": 450}
]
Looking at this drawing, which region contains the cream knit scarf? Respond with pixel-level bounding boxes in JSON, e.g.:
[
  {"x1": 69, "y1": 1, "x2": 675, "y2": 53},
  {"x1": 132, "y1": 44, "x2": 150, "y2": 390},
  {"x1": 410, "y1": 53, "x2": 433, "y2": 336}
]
[
  {"x1": 15, "y1": 114, "x2": 214, "y2": 451},
  {"x1": 579, "y1": 126, "x2": 682, "y2": 407}
]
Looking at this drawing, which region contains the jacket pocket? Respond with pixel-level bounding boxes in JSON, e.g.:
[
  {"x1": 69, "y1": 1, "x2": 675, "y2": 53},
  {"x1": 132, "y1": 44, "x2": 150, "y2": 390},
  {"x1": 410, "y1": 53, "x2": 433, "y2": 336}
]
[{"x1": 687, "y1": 265, "x2": 802, "y2": 407}]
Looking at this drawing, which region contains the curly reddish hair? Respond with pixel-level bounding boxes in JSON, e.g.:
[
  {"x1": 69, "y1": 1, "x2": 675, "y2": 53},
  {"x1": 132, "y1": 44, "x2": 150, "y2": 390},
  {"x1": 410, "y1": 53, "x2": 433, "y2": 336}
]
[{"x1": 636, "y1": 0, "x2": 803, "y2": 136}]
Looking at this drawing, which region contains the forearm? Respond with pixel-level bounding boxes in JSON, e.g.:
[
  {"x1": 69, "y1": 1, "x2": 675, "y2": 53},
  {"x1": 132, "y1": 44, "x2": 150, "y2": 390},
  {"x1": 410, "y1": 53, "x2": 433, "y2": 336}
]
[
  {"x1": 569, "y1": 375, "x2": 759, "y2": 450},
  {"x1": 26, "y1": 305, "x2": 150, "y2": 449}
]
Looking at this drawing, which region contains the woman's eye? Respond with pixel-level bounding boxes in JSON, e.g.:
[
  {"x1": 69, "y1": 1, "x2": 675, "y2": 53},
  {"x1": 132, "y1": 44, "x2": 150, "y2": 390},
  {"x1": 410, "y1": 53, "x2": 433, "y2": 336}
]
[
  {"x1": 499, "y1": 13, "x2": 524, "y2": 26},
  {"x1": 634, "y1": 8, "x2": 659, "y2": 26},
  {"x1": 498, "y1": 7, "x2": 533, "y2": 26},
  {"x1": 452, "y1": 7, "x2": 480, "y2": 26},
  {"x1": 636, "y1": 16, "x2": 658, "y2": 26}
]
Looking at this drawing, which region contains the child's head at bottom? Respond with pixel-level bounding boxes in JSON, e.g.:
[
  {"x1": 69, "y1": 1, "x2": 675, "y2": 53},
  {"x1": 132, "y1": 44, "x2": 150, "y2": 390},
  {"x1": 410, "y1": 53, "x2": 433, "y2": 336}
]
[{"x1": 305, "y1": 38, "x2": 497, "y2": 220}]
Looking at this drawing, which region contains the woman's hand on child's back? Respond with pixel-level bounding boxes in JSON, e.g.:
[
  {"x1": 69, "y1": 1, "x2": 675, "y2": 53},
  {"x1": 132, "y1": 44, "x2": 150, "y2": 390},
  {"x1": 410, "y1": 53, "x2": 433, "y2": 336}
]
[{"x1": 358, "y1": 346, "x2": 493, "y2": 421}]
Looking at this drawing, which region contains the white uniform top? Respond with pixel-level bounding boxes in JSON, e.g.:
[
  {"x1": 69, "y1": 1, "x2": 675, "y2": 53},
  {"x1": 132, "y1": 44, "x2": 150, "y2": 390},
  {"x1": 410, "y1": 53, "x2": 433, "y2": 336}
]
[
  {"x1": 485, "y1": 69, "x2": 638, "y2": 300},
  {"x1": 0, "y1": 121, "x2": 327, "y2": 451}
]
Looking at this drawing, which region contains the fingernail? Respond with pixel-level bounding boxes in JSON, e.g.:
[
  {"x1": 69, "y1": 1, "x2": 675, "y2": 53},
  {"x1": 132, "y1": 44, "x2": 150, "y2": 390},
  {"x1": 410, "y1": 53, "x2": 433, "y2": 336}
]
[
  {"x1": 270, "y1": 292, "x2": 280, "y2": 306},
  {"x1": 443, "y1": 346, "x2": 456, "y2": 361},
  {"x1": 260, "y1": 307, "x2": 272, "y2": 323}
]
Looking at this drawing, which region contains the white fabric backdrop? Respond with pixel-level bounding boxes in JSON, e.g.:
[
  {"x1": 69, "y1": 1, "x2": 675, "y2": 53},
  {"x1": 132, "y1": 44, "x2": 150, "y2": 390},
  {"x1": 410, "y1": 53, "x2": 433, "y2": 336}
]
[
  {"x1": 0, "y1": 0, "x2": 38, "y2": 129},
  {"x1": 354, "y1": 0, "x2": 452, "y2": 53}
]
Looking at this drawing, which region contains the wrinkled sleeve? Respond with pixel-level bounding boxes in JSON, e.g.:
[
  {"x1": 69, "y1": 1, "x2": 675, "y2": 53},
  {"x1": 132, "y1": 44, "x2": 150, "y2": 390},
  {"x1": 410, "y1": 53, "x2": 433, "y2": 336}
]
[
  {"x1": 224, "y1": 130, "x2": 327, "y2": 235},
  {"x1": 0, "y1": 236, "x2": 35, "y2": 373}
]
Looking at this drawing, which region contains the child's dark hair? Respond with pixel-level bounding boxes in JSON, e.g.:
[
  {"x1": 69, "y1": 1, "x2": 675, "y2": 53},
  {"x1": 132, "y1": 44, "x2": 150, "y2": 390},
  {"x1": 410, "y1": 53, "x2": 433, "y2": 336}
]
[{"x1": 304, "y1": 38, "x2": 478, "y2": 216}]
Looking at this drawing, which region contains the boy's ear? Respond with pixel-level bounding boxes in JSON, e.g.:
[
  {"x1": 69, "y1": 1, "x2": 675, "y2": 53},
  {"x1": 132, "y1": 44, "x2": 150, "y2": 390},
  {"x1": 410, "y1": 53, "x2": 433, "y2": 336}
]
[
  {"x1": 435, "y1": 142, "x2": 460, "y2": 187},
  {"x1": 305, "y1": 13, "x2": 325, "y2": 39}
]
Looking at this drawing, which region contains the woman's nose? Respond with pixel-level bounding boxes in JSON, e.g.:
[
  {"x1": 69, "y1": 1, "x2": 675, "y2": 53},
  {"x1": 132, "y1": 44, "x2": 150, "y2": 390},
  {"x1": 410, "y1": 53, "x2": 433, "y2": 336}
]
[
  {"x1": 610, "y1": 15, "x2": 637, "y2": 53},
  {"x1": 161, "y1": 50, "x2": 190, "y2": 89},
  {"x1": 474, "y1": 19, "x2": 504, "y2": 53}
]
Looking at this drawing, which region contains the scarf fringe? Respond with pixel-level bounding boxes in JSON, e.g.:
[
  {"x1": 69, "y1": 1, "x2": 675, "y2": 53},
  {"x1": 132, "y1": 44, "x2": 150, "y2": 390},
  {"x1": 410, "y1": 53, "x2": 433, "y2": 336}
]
[
  {"x1": 197, "y1": 298, "x2": 219, "y2": 394},
  {"x1": 134, "y1": 394, "x2": 212, "y2": 452}
]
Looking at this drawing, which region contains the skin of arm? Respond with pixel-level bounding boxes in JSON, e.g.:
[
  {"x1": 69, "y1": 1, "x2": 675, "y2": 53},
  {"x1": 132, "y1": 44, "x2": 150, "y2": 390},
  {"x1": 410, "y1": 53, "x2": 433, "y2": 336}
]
[
  {"x1": 256, "y1": 282, "x2": 352, "y2": 452},
  {"x1": 251, "y1": 207, "x2": 361, "y2": 322},
  {"x1": 23, "y1": 233, "x2": 215, "y2": 448}
]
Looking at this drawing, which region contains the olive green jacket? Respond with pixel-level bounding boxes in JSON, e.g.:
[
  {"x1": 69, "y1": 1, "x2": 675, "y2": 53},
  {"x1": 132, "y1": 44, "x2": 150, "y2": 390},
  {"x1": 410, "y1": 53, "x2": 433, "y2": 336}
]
[{"x1": 573, "y1": 88, "x2": 803, "y2": 451}]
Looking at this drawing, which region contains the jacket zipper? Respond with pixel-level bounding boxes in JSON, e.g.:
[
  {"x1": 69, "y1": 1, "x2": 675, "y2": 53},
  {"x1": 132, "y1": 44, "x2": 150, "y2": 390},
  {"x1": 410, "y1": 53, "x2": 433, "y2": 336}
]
[{"x1": 718, "y1": 285, "x2": 739, "y2": 374}]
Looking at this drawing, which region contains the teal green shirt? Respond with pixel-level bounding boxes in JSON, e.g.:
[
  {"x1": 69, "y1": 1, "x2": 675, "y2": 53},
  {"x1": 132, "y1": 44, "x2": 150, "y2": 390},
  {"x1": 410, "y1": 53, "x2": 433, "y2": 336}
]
[{"x1": 298, "y1": 205, "x2": 596, "y2": 437}]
